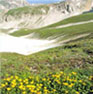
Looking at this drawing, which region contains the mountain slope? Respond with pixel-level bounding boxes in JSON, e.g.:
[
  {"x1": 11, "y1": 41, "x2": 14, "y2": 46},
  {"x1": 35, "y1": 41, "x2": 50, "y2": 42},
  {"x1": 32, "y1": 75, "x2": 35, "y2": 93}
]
[
  {"x1": 0, "y1": 0, "x2": 29, "y2": 11},
  {"x1": 1, "y1": 15, "x2": 93, "y2": 55},
  {"x1": 1, "y1": 21, "x2": 93, "y2": 77},
  {"x1": 0, "y1": 0, "x2": 93, "y2": 29},
  {"x1": 0, "y1": 1, "x2": 93, "y2": 94},
  {"x1": 0, "y1": 5, "x2": 93, "y2": 94}
]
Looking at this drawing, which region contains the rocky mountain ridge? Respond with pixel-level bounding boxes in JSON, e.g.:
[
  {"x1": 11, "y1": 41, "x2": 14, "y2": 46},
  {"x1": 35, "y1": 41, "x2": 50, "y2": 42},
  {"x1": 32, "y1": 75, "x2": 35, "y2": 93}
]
[{"x1": 0, "y1": 0, "x2": 93, "y2": 29}]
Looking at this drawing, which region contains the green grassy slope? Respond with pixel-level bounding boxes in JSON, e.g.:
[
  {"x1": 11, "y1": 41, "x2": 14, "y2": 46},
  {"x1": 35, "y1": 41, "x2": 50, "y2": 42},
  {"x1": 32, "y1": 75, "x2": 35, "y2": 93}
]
[
  {"x1": 5, "y1": 5, "x2": 50, "y2": 16},
  {"x1": 46, "y1": 13, "x2": 93, "y2": 28},
  {"x1": 11, "y1": 22, "x2": 93, "y2": 40},
  {"x1": 1, "y1": 20, "x2": 93, "y2": 77},
  {"x1": 1, "y1": 34, "x2": 93, "y2": 77},
  {"x1": 1, "y1": 13, "x2": 93, "y2": 77},
  {"x1": 10, "y1": 12, "x2": 93, "y2": 38},
  {"x1": 1, "y1": 11, "x2": 93, "y2": 94},
  {"x1": 1, "y1": 13, "x2": 93, "y2": 75}
]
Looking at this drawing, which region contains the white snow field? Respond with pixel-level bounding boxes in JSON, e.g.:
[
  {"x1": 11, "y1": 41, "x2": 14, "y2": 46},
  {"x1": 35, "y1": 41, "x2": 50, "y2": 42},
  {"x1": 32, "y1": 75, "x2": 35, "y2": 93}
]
[
  {"x1": 0, "y1": 32, "x2": 90, "y2": 55},
  {"x1": 0, "y1": 33, "x2": 59, "y2": 55}
]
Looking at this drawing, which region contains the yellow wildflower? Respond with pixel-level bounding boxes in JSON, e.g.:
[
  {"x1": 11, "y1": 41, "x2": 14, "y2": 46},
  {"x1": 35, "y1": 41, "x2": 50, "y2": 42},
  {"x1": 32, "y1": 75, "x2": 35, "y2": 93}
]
[
  {"x1": 11, "y1": 79, "x2": 16, "y2": 83},
  {"x1": 33, "y1": 90, "x2": 37, "y2": 93},
  {"x1": 53, "y1": 89, "x2": 56, "y2": 92},
  {"x1": 1, "y1": 84, "x2": 6, "y2": 88},
  {"x1": 5, "y1": 82, "x2": 8, "y2": 85},
  {"x1": 44, "y1": 89, "x2": 48, "y2": 94},
  {"x1": 36, "y1": 92, "x2": 42, "y2": 94},
  {"x1": 30, "y1": 81, "x2": 34, "y2": 84},
  {"x1": 63, "y1": 83, "x2": 68, "y2": 86},
  {"x1": 40, "y1": 84, "x2": 43, "y2": 87},
  {"x1": 56, "y1": 80, "x2": 61, "y2": 84},
  {"x1": 44, "y1": 87, "x2": 47, "y2": 89},
  {"x1": 26, "y1": 85, "x2": 31, "y2": 88},
  {"x1": 20, "y1": 82, "x2": 23, "y2": 85},
  {"x1": 7, "y1": 88, "x2": 11, "y2": 91},
  {"x1": 18, "y1": 78, "x2": 22, "y2": 82},
  {"x1": 36, "y1": 88, "x2": 40, "y2": 91},
  {"x1": 42, "y1": 78, "x2": 46, "y2": 81},
  {"x1": 73, "y1": 79, "x2": 76, "y2": 82},
  {"x1": 76, "y1": 91, "x2": 80, "y2": 94},
  {"x1": 72, "y1": 72, "x2": 77, "y2": 75},
  {"x1": 65, "y1": 91, "x2": 68, "y2": 94},
  {"x1": 10, "y1": 76, "x2": 13, "y2": 79},
  {"x1": 19, "y1": 85, "x2": 25, "y2": 90},
  {"x1": 52, "y1": 75, "x2": 55, "y2": 77},
  {"x1": 25, "y1": 79, "x2": 28, "y2": 82},
  {"x1": 23, "y1": 79, "x2": 28, "y2": 84},
  {"x1": 89, "y1": 76, "x2": 93, "y2": 80},
  {"x1": 31, "y1": 89, "x2": 35, "y2": 93},
  {"x1": 60, "y1": 71, "x2": 63, "y2": 74},
  {"x1": 11, "y1": 83, "x2": 16, "y2": 88},
  {"x1": 24, "y1": 80, "x2": 28, "y2": 84},
  {"x1": 56, "y1": 74, "x2": 60, "y2": 78},
  {"x1": 22, "y1": 91, "x2": 26, "y2": 94},
  {"x1": 6, "y1": 77, "x2": 11, "y2": 81},
  {"x1": 68, "y1": 79, "x2": 72, "y2": 82},
  {"x1": 29, "y1": 76, "x2": 33, "y2": 79},
  {"x1": 67, "y1": 77, "x2": 73, "y2": 82},
  {"x1": 15, "y1": 76, "x2": 18, "y2": 79},
  {"x1": 27, "y1": 85, "x2": 35, "y2": 89},
  {"x1": 36, "y1": 76, "x2": 39, "y2": 81},
  {"x1": 48, "y1": 81, "x2": 51, "y2": 83},
  {"x1": 83, "y1": 83, "x2": 86, "y2": 86},
  {"x1": 79, "y1": 80, "x2": 82, "y2": 83},
  {"x1": 68, "y1": 83, "x2": 74, "y2": 88}
]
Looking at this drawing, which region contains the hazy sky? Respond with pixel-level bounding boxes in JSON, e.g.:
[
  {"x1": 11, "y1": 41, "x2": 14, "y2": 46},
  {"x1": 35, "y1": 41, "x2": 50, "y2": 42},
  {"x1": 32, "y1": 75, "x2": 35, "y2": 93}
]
[{"x1": 27, "y1": 0, "x2": 64, "y2": 4}]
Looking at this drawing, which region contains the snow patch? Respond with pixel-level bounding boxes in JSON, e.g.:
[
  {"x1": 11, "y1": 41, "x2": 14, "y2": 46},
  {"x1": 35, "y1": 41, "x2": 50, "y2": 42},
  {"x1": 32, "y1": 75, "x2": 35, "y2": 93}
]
[{"x1": 0, "y1": 33, "x2": 59, "y2": 55}]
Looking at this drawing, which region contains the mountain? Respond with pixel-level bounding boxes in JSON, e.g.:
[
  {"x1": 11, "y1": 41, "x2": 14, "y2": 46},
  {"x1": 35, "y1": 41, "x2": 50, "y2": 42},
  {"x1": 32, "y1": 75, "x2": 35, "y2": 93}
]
[
  {"x1": 0, "y1": 0, "x2": 93, "y2": 29},
  {"x1": 0, "y1": 0, "x2": 29, "y2": 11}
]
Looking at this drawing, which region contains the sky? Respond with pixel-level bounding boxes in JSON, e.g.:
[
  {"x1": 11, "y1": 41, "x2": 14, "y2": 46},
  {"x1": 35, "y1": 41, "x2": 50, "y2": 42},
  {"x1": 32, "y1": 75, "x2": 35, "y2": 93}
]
[{"x1": 27, "y1": 0, "x2": 64, "y2": 4}]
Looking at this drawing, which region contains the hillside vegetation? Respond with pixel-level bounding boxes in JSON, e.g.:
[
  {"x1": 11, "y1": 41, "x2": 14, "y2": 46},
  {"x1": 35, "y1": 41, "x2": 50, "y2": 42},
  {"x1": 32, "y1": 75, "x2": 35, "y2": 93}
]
[
  {"x1": 46, "y1": 13, "x2": 93, "y2": 28},
  {"x1": 5, "y1": 5, "x2": 50, "y2": 16},
  {"x1": 11, "y1": 22, "x2": 93, "y2": 40},
  {"x1": 0, "y1": 12, "x2": 93, "y2": 94},
  {"x1": 1, "y1": 34, "x2": 93, "y2": 76},
  {"x1": 10, "y1": 13, "x2": 93, "y2": 38},
  {"x1": 1, "y1": 33, "x2": 93, "y2": 93}
]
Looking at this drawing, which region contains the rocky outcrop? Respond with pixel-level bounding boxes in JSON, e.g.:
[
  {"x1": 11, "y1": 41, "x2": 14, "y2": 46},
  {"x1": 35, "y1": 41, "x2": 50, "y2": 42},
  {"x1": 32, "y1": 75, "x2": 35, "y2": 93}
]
[{"x1": 56, "y1": 0, "x2": 93, "y2": 13}]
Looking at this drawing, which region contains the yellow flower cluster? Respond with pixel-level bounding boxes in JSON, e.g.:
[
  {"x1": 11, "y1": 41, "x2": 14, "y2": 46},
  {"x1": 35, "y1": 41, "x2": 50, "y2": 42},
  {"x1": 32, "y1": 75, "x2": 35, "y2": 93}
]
[{"x1": 1, "y1": 72, "x2": 92, "y2": 94}]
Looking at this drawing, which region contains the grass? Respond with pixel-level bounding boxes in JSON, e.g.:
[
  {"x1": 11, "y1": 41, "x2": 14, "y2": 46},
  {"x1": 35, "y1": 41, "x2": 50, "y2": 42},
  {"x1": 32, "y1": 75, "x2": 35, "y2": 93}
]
[
  {"x1": 10, "y1": 13, "x2": 93, "y2": 38},
  {"x1": 46, "y1": 13, "x2": 93, "y2": 28},
  {"x1": 11, "y1": 22, "x2": 93, "y2": 40},
  {"x1": 0, "y1": 13, "x2": 93, "y2": 94},
  {"x1": 1, "y1": 34, "x2": 93, "y2": 77},
  {"x1": 1, "y1": 15, "x2": 93, "y2": 77},
  {"x1": 5, "y1": 5, "x2": 49, "y2": 17}
]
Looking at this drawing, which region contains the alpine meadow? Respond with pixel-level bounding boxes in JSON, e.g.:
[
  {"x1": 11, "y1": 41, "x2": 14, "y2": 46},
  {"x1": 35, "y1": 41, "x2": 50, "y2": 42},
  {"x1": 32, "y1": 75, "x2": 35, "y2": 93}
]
[{"x1": 0, "y1": 0, "x2": 93, "y2": 94}]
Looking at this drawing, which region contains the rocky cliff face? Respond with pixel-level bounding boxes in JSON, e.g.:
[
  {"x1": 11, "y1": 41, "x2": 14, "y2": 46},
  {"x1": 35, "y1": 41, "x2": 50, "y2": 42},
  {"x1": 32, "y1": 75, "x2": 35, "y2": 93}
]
[
  {"x1": 0, "y1": 0, "x2": 93, "y2": 29},
  {"x1": 56, "y1": 0, "x2": 93, "y2": 13}
]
